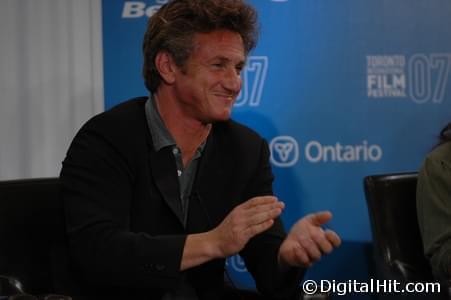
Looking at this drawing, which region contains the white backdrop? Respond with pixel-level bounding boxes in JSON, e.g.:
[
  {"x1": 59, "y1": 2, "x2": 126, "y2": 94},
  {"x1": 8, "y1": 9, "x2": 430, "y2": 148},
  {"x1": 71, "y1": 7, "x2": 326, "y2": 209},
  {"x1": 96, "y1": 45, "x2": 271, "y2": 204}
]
[{"x1": 0, "y1": 0, "x2": 104, "y2": 180}]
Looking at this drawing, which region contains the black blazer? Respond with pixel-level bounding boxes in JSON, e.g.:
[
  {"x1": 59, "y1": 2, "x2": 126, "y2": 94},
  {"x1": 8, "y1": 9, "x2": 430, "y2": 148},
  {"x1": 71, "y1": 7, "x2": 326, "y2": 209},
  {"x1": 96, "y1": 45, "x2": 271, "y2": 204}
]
[{"x1": 60, "y1": 97, "x2": 303, "y2": 299}]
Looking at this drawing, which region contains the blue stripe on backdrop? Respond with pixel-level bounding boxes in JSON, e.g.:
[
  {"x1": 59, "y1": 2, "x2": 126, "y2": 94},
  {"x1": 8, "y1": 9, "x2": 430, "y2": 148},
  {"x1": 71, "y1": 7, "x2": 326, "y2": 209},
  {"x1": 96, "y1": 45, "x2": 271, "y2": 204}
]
[{"x1": 102, "y1": 0, "x2": 451, "y2": 296}]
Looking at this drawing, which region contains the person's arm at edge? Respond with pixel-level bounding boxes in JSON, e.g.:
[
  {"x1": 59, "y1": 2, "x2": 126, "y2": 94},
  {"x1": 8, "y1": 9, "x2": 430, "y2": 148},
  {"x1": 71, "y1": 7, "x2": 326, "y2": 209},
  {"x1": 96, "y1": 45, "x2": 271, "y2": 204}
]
[{"x1": 417, "y1": 149, "x2": 451, "y2": 279}]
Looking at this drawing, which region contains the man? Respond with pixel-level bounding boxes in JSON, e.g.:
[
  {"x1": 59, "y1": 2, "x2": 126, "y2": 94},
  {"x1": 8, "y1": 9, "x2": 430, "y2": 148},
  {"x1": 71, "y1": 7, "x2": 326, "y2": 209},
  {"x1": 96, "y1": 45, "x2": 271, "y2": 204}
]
[{"x1": 60, "y1": 0, "x2": 341, "y2": 299}]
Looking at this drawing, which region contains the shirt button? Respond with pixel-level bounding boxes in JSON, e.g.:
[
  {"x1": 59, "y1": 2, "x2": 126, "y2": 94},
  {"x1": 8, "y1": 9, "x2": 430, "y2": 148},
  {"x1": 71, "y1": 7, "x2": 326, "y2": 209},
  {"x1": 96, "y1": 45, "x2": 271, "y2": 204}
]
[
  {"x1": 172, "y1": 148, "x2": 179, "y2": 155},
  {"x1": 177, "y1": 170, "x2": 182, "y2": 177}
]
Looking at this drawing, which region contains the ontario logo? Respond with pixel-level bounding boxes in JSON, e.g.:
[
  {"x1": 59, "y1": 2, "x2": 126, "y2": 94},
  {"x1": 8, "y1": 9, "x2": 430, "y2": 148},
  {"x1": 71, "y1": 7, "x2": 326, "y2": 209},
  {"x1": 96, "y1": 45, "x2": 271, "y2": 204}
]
[
  {"x1": 367, "y1": 53, "x2": 451, "y2": 104},
  {"x1": 270, "y1": 136, "x2": 383, "y2": 167}
]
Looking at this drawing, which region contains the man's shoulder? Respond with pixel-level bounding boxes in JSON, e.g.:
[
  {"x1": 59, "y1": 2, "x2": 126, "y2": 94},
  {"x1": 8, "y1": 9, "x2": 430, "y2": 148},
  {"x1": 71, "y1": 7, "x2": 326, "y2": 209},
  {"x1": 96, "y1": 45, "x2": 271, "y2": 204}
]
[
  {"x1": 75, "y1": 97, "x2": 149, "y2": 150},
  {"x1": 81, "y1": 97, "x2": 147, "y2": 133},
  {"x1": 89, "y1": 97, "x2": 147, "y2": 126}
]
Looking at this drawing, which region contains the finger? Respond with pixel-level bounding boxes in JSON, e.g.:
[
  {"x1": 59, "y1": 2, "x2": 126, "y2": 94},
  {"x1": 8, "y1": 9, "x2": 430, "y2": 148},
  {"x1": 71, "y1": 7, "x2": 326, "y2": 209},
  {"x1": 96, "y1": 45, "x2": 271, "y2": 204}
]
[
  {"x1": 237, "y1": 199, "x2": 283, "y2": 220},
  {"x1": 242, "y1": 196, "x2": 278, "y2": 209},
  {"x1": 249, "y1": 206, "x2": 283, "y2": 226},
  {"x1": 225, "y1": 201, "x2": 282, "y2": 236},
  {"x1": 308, "y1": 211, "x2": 333, "y2": 226},
  {"x1": 310, "y1": 229, "x2": 334, "y2": 254},
  {"x1": 245, "y1": 202, "x2": 284, "y2": 225},
  {"x1": 249, "y1": 201, "x2": 285, "y2": 213},
  {"x1": 245, "y1": 200, "x2": 284, "y2": 218},
  {"x1": 243, "y1": 218, "x2": 274, "y2": 238},
  {"x1": 293, "y1": 245, "x2": 312, "y2": 267},
  {"x1": 298, "y1": 237, "x2": 322, "y2": 262},
  {"x1": 325, "y1": 229, "x2": 341, "y2": 247}
]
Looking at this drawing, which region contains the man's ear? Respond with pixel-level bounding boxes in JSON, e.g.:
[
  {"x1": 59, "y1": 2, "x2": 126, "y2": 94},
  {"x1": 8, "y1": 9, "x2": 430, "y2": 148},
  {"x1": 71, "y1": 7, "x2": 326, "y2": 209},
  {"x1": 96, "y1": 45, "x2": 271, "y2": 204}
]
[{"x1": 155, "y1": 51, "x2": 177, "y2": 85}]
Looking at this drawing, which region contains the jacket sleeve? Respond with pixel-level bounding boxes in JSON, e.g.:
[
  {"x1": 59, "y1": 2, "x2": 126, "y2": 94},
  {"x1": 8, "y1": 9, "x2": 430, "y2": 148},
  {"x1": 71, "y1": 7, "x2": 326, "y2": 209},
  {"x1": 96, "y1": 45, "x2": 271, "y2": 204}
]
[
  {"x1": 417, "y1": 149, "x2": 451, "y2": 279},
  {"x1": 60, "y1": 120, "x2": 186, "y2": 289},
  {"x1": 239, "y1": 138, "x2": 304, "y2": 299}
]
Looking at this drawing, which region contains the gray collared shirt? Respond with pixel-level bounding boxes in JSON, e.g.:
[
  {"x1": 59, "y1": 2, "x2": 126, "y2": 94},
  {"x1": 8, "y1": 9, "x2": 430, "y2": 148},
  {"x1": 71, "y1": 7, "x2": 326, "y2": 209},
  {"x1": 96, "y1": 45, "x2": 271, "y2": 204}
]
[
  {"x1": 145, "y1": 96, "x2": 205, "y2": 223},
  {"x1": 145, "y1": 96, "x2": 204, "y2": 300}
]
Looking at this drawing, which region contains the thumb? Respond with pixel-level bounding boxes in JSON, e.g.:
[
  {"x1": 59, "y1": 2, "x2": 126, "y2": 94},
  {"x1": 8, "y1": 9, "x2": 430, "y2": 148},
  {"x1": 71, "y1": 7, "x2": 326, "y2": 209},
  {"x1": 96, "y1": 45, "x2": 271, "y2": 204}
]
[{"x1": 309, "y1": 211, "x2": 333, "y2": 226}]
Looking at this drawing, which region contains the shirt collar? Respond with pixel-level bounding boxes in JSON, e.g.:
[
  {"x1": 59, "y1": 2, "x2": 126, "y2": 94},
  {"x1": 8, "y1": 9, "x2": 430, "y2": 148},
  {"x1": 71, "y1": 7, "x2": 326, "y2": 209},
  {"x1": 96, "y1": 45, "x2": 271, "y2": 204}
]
[
  {"x1": 145, "y1": 95, "x2": 176, "y2": 152},
  {"x1": 145, "y1": 95, "x2": 208, "y2": 154}
]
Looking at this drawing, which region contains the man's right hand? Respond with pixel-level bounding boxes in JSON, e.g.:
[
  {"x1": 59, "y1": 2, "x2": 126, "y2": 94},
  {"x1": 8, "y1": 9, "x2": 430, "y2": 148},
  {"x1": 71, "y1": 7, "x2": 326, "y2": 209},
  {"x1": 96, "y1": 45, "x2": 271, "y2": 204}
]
[
  {"x1": 209, "y1": 196, "x2": 284, "y2": 258},
  {"x1": 180, "y1": 196, "x2": 284, "y2": 271}
]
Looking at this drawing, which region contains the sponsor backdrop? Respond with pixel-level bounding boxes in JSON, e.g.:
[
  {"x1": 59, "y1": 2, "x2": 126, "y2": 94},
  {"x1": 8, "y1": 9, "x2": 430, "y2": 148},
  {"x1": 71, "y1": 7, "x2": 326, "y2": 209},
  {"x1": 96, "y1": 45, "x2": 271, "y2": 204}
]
[{"x1": 103, "y1": 0, "x2": 451, "y2": 295}]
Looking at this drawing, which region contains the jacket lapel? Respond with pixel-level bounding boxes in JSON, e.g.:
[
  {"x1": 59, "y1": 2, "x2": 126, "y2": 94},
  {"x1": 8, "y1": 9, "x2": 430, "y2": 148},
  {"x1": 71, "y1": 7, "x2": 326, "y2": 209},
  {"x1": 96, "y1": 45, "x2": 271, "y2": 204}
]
[
  {"x1": 194, "y1": 124, "x2": 233, "y2": 228},
  {"x1": 148, "y1": 146, "x2": 185, "y2": 227}
]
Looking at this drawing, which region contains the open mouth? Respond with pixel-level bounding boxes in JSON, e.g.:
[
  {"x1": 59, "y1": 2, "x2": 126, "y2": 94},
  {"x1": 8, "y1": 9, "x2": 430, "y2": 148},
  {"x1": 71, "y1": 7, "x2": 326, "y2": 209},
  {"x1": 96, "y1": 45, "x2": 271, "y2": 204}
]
[{"x1": 215, "y1": 94, "x2": 235, "y2": 102}]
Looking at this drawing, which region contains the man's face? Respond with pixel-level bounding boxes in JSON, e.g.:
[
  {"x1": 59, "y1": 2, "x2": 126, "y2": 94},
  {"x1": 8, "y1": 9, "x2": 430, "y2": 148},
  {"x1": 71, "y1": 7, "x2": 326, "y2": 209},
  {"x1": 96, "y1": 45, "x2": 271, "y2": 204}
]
[{"x1": 172, "y1": 30, "x2": 245, "y2": 123}]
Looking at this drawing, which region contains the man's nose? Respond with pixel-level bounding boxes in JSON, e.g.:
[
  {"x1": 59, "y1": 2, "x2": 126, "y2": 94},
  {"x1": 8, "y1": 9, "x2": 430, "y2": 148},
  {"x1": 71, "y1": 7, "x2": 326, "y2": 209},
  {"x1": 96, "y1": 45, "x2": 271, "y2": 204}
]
[{"x1": 222, "y1": 67, "x2": 242, "y2": 93}]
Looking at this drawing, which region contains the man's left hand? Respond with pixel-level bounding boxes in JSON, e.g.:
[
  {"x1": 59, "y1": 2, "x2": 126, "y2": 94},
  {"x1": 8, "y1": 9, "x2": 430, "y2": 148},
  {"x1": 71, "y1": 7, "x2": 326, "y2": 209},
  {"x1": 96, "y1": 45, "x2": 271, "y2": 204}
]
[{"x1": 277, "y1": 211, "x2": 341, "y2": 269}]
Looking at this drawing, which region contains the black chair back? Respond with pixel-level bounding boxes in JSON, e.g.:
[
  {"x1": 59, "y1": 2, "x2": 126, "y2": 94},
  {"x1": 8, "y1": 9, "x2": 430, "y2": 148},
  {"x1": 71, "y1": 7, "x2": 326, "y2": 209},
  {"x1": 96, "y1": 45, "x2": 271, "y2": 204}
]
[
  {"x1": 0, "y1": 178, "x2": 70, "y2": 295},
  {"x1": 364, "y1": 172, "x2": 433, "y2": 281}
]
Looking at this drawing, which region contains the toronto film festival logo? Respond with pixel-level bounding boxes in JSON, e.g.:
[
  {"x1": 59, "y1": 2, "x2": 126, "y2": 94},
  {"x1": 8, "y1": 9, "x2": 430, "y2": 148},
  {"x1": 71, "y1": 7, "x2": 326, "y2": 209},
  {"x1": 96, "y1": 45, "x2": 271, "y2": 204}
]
[{"x1": 367, "y1": 53, "x2": 451, "y2": 104}]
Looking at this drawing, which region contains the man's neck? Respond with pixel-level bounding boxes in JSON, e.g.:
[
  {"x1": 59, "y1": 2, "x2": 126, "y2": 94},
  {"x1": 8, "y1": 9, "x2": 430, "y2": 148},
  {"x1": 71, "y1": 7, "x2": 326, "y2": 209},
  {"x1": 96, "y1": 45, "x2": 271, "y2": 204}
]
[{"x1": 154, "y1": 91, "x2": 211, "y2": 165}]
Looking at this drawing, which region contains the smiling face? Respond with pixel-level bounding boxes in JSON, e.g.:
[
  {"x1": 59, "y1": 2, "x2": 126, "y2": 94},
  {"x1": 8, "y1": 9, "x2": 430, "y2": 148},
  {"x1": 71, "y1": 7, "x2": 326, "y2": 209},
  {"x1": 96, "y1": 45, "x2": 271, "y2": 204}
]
[{"x1": 171, "y1": 30, "x2": 246, "y2": 123}]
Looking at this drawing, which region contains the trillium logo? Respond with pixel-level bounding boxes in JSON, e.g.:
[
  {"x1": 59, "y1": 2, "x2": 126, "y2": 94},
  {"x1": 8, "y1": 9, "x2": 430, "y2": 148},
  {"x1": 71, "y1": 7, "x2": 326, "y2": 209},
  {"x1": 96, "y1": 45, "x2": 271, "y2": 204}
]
[
  {"x1": 270, "y1": 136, "x2": 300, "y2": 167},
  {"x1": 274, "y1": 142, "x2": 294, "y2": 162}
]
